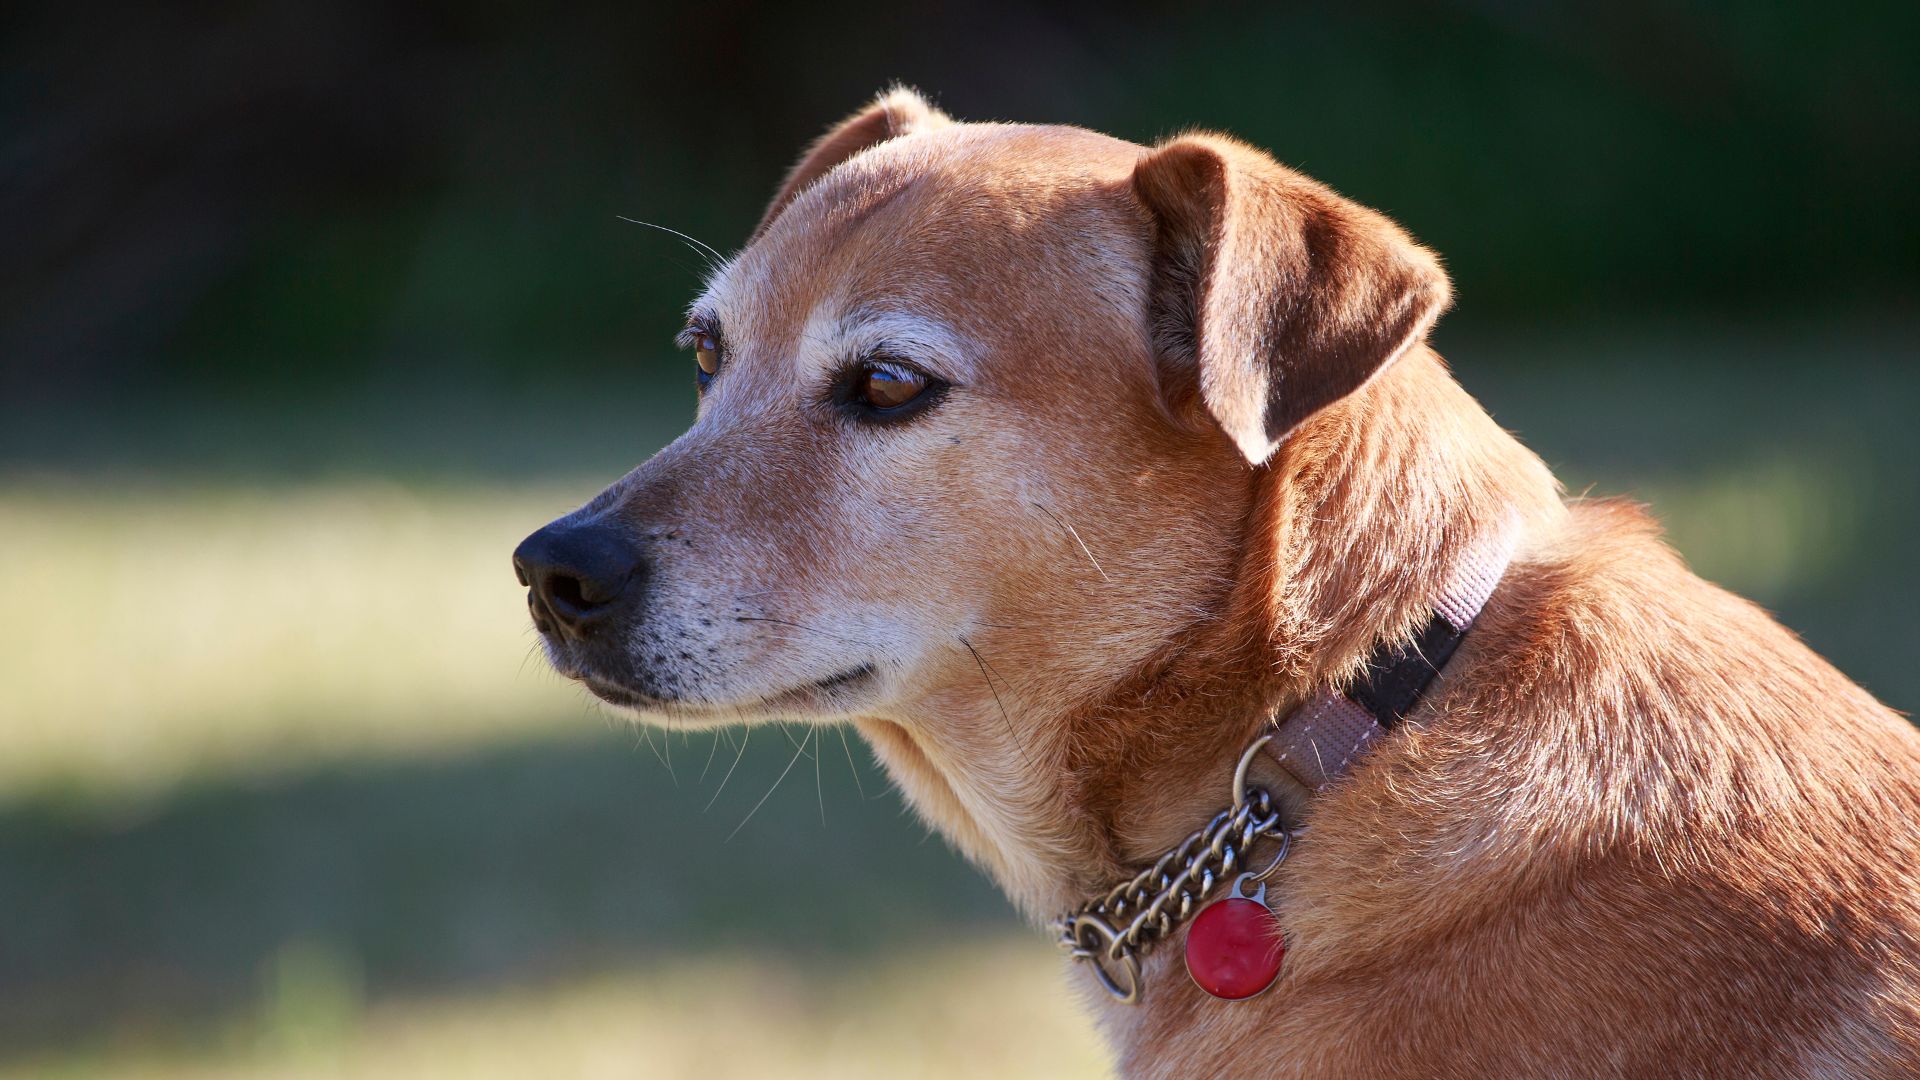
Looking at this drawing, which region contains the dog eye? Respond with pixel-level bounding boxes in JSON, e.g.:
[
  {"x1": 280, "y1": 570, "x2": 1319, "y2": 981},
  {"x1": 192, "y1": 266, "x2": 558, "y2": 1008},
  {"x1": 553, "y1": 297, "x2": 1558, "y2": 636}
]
[
  {"x1": 855, "y1": 360, "x2": 930, "y2": 410},
  {"x1": 693, "y1": 333, "x2": 719, "y2": 387}
]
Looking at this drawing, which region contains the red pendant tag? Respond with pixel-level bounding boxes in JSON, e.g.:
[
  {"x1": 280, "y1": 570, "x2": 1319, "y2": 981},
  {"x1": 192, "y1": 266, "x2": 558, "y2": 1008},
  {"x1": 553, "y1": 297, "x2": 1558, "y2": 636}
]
[{"x1": 1185, "y1": 872, "x2": 1285, "y2": 1000}]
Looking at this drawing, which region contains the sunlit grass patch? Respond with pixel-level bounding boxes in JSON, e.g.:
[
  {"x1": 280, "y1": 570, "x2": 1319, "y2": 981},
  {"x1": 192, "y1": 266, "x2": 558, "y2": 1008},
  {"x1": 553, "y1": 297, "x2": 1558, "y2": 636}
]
[
  {"x1": 0, "y1": 478, "x2": 603, "y2": 799},
  {"x1": 1639, "y1": 451, "x2": 1870, "y2": 601},
  {"x1": 1, "y1": 939, "x2": 1109, "y2": 1080}
]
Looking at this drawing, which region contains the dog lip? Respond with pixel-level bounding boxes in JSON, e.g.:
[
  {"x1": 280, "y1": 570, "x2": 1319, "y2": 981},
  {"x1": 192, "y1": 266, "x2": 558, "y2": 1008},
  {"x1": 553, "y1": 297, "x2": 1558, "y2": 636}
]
[
  {"x1": 581, "y1": 674, "x2": 658, "y2": 707},
  {"x1": 562, "y1": 663, "x2": 671, "y2": 708},
  {"x1": 561, "y1": 661, "x2": 878, "y2": 714},
  {"x1": 809, "y1": 662, "x2": 877, "y2": 694},
  {"x1": 743, "y1": 662, "x2": 880, "y2": 712}
]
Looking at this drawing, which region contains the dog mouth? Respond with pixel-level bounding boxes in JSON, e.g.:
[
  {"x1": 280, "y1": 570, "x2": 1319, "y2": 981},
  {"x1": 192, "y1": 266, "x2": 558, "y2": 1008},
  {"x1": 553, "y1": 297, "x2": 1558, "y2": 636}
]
[
  {"x1": 767, "y1": 662, "x2": 878, "y2": 705},
  {"x1": 579, "y1": 674, "x2": 657, "y2": 708},
  {"x1": 572, "y1": 662, "x2": 879, "y2": 713}
]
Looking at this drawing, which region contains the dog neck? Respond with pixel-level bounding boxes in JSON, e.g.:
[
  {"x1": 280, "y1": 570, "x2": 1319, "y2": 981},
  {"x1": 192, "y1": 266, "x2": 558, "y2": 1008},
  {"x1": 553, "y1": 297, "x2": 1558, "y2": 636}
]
[{"x1": 858, "y1": 346, "x2": 1563, "y2": 919}]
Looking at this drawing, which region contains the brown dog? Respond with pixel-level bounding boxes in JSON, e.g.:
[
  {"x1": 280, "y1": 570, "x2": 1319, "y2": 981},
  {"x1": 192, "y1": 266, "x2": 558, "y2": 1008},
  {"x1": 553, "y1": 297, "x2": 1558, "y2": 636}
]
[{"x1": 513, "y1": 89, "x2": 1920, "y2": 1076}]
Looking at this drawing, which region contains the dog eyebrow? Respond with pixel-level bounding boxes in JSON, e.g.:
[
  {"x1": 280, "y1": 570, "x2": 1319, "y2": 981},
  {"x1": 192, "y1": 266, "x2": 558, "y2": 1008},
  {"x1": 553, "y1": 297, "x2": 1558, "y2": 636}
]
[
  {"x1": 687, "y1": 257, "x2": 741, "y2": 328},
  {"x1": 828, "y1": 308, "x2": 974, "y2": 377}
]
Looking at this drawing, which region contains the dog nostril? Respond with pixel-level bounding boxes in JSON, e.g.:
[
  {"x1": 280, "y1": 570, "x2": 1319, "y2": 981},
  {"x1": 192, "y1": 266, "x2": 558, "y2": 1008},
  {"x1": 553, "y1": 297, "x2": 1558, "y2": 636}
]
[
  {"x1": 547, "y1": 572, "x2": 592, "y2": 612},
  {"x1": 513, "y1": 520, "x2": 643, "y2": 636}
]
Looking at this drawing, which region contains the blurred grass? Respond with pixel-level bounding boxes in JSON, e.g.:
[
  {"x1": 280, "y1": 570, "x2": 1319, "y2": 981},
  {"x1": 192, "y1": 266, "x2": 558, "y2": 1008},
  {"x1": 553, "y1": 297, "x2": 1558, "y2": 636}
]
[
  {"x1": 4, "y1": 942, "x2": 1108, "y2": 1080},
  {"x1": 0, "y1": 318, "x2": 1914, "y2": 1077},
  {"x1": 0, "y1": 480, "x2": 583, "y2": 797}
]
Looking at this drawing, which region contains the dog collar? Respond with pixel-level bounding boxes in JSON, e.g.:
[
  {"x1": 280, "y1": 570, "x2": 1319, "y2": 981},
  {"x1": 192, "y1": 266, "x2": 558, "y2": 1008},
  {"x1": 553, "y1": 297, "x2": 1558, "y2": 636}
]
[{"x1": 1055, "y1": 526, "x2": 1519, "y2": 1004}]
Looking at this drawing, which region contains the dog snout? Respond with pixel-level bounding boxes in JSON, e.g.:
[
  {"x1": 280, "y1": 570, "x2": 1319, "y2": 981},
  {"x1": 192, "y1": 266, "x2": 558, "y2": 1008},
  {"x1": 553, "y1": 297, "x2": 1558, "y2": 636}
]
[{"x1": 512, "y1": 519, "x2": 646, "y2": 639}]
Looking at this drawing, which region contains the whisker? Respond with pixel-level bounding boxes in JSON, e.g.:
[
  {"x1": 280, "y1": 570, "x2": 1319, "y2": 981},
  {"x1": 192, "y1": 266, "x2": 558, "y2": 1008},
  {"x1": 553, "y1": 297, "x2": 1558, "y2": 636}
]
[
  {"x1": 517, "y1": 641, "x2": 543, "y2": 679},
  {"x1": 837, "y1": 726, "x2": 867, "y2": 800},
  {"x1": 728, "y1": 727, "x2": 813, "y2": 842},
  {"x1": 735, "y1": 615, "x2": 881, "y2": 648},
  {"x1": 615, "y1": 215, "x2": 725, "y2": 265},
  {"x1": 960, "y1": 635, "x2": 1035, "y2": 770},
  {"x1": 635, "y1": 724, "x2": 676, "y2": 783},
  {"x1": 813, "y1": 725, "x2": 826, "y2": 827},
  {"x1": 1033, "y1": 502, "x2": 1111, "y2": 583},
  {"x1": 698, "y1": 729, "x2": 723, "y2": 784},
  {"x1": 704, "y1": 727, "x2": 752, "y2": 812}
]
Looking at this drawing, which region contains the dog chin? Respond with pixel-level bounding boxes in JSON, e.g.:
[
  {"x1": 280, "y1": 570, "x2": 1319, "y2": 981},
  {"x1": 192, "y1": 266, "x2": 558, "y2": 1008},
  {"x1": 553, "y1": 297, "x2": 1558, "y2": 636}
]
[
  {"x1": 580, "y1": 673, "x2": 667, "y2": 710},
  {"x1": 566, "y1": 660, "x2": 883, "y2": 727},
  {"x1": 537, "y1": 642, "x2": 685, "y2": 711},
  {"x1": 570, "y1": 672, "x2": 735, "y2": 729}
]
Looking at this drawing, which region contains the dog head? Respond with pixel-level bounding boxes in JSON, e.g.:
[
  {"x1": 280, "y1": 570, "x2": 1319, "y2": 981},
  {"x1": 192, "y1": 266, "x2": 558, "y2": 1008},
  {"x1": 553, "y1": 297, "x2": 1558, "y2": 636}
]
[{"x1": 514, "y1": 89, "x2": 1448, "y2": 737}]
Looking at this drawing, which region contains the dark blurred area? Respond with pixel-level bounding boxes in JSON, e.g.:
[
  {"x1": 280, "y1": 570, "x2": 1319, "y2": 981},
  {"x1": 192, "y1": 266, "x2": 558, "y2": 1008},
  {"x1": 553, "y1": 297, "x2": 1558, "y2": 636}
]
[
  {"x1": 2, "y1": 3, "x2": 1916, "y2": 1076},
  {"x1": 5, "y1": 0, "x2": 1916, "y2": 400}
]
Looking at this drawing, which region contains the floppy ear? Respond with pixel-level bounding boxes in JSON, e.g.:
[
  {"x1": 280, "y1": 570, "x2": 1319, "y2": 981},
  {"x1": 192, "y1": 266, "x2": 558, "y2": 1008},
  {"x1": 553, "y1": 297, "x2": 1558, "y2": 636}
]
[
  {"x1": 752, "y1": 87, "x2": 953, "y2": 242},
  {"x1": 1131, "y1": 133, "x2": 1451, "y2": 464}
]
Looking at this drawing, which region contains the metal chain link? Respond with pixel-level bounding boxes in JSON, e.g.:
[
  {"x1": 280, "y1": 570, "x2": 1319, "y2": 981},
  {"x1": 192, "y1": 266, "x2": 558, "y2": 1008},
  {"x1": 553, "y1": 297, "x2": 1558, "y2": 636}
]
[{"x1": 1052, "y1": 732, "x2": 1293, "y2": 1004}]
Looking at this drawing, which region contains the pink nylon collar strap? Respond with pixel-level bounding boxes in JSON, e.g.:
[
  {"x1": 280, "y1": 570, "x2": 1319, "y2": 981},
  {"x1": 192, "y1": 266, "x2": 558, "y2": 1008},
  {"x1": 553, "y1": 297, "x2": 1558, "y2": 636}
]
[{"x1": 1268, "y1": 526, "x2": 1520, "y2": 792}]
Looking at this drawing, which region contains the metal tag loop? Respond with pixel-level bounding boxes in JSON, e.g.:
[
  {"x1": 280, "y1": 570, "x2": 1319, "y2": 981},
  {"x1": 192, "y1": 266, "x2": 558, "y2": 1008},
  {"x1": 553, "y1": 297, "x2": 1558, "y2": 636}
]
[
  {"x1": 1231, "y1": 729, "x2": 1276, "y2": 808},
  {"x1": 1071, "y1": 914, "x2": 1142, "y2": 1003}
]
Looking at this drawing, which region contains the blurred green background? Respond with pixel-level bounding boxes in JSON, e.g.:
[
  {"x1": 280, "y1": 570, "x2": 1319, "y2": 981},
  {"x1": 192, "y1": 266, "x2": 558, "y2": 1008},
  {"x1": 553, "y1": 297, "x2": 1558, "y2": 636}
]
[{"x1": 2, "y1": 2, "x2": 1915, "y2": 1077}]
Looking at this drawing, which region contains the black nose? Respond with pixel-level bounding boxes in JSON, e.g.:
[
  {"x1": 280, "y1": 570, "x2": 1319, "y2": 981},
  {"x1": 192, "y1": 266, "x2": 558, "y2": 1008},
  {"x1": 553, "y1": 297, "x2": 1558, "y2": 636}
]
[{"x1": 512, "y1": 519, "x2": 646, "y2": 639}]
